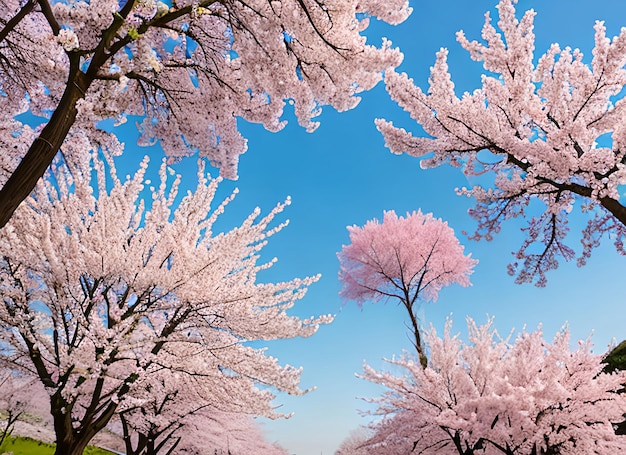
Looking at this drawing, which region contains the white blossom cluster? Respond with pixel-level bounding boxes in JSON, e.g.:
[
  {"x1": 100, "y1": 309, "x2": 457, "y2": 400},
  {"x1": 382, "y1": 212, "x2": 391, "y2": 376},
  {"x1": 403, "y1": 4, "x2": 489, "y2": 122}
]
[
  {"x1": 360, "y1": 317, "x2": 626, "y2": 454},
  {"x1": 0, "y1": 154, "x2": 332, "y2": 451}
]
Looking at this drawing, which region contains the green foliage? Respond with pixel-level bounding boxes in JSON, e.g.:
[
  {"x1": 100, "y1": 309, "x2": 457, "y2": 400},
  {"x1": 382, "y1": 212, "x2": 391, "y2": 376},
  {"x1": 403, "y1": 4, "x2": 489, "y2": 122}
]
[
  {"x1": 603, "y1": 340, "x2": 626, "y2": 374},
  {"x1": 0, "y1": 436, "x2": 117, "y2": 455},
  {"x1": 84, "y1": 445, "x2": 117, "y2": 455},
  {"x1": 604, "y1": 340, "x2": 626, "y2": 435}
]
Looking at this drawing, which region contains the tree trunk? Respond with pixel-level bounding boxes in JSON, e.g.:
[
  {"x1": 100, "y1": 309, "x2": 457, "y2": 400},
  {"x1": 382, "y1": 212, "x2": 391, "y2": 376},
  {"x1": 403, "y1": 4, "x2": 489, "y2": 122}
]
[
  {"x1": 0, "y1": 68, "x2": 90, "y2": 229},
  {"x1": 0, "y1": 410, "x2": 21, "y2": 446},
  {"x1": 50, "y1": 387, "x2": 116, "y2": 455},
  {"x1": 53, "y1": 436, "x2": 92, "y2": 455},
  {"x1": 401, "y1": 296, "x2": 428, "y2": 368}
]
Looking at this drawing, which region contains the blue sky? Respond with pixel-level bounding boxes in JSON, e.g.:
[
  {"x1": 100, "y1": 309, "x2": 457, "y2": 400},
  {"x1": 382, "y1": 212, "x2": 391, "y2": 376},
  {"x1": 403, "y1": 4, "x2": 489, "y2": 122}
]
[{"x1": 117, "y1": 1, "x2": 626, "y2": 453}]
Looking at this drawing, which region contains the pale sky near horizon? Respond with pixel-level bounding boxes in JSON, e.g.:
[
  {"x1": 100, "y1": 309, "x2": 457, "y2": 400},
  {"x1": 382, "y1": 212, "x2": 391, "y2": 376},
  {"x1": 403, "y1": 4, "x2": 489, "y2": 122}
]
[{"x1": 116, "y1": 1, "x2": 626, "y2": 453}]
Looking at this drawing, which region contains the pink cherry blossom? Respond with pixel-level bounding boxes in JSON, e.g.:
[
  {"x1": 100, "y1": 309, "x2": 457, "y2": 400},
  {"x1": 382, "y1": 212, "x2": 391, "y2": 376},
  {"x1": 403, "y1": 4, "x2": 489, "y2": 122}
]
[
  {"x1": 0, "y1": 154, "x2": 331, "y2": 455},
  {"x1": 360, "y1": 317, "x2": 626, "y2": 454},
  {"x1": 0, "y1": 0, "x2": 411, "y2": 227},
  {"x1": 338, "y1": 210, "x2": 477, "y2": 365},
  {"x1": 377, "y1": 0, "x2": 626, "y2": 286}
]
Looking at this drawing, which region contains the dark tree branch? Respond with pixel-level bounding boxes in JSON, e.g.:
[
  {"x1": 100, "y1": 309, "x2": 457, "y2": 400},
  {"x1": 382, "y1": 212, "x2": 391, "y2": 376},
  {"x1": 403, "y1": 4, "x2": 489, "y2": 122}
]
[{"x1": 0, "y1": 0, "x2": 36, "y2": 44}]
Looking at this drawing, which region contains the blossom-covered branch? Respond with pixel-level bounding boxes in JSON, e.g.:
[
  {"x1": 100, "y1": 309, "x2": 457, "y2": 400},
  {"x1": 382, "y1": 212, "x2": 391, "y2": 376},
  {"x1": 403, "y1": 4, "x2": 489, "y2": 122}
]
[
  {"x1": 0, "y1": 0, "x2": 411, "y2": 228},
  {"x1": 360, "y1": 318, "x2": 626, "y2": 454},
  {"x1": 0, "y1": 153, "x2": 331, "y2": 455},
  {"x1": 377, "y1": 0, "x2": 626, "y2": 285}
]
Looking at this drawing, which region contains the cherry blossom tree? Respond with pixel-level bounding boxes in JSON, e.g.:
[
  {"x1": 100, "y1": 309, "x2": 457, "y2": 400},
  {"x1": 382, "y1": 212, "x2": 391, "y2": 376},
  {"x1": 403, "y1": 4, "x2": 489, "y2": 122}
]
[
  {"x1": 0, "y1": 370, "x2": 49, "y2": 447},
  {"x1": 113, "y1": 353, "x2": 291, "y2": 455},
  {"x1": 173, "y1": 411, "x2": 289, "y2": 454},
  {"x1": 335, "y1": 427, "x2": 372, "y2": 455},
  {"x1": 360, "y1": 318, "x2": 626, "y2": 454},
  {"x1": 0, "y1": 0, "x2": 411, "y2": 229},
  {"x1": 337, "y1": 210, "x2": 477, "y2": 366},
  {"x1": 110, "y1": 400, "x2": 288, "y2": 455},
  {"x1": 376, "y1": 0, "x2": 626, "y2": 285},
  {"x1": 0, "y1": 153, "x2": 332, "y2": 455}
]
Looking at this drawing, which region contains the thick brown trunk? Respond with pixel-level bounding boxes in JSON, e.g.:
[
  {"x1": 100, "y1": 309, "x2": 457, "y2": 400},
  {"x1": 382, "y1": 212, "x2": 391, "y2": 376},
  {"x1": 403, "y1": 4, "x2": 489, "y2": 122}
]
[
  {"x1": 51, "y1": 393, "x2": 94, "y2": 455},
  {"x1": 0, "y1": 70, "x2": 90, "y2": 229},
  {"x1": 50, "y1": 386, "x2": 117, "y2": 455},
  {"x1": 122, "y1": 413, "x2": 149, "y2": 455},
  {"x1": 50, "y1": 400, "x2": 118, "y2": 455},
  {"x1": 0, "y1": 0, "x2": 136, "y2": 229},
  {"x1": 53, "y1": 435, "x2": 92, "y2": 455}
]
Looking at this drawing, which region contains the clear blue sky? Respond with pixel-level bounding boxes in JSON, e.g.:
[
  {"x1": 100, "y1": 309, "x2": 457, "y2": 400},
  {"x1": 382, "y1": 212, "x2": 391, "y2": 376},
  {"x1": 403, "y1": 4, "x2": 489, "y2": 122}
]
[{"x1": 118, "y1": 1, "x2": 626, "y2": 453}]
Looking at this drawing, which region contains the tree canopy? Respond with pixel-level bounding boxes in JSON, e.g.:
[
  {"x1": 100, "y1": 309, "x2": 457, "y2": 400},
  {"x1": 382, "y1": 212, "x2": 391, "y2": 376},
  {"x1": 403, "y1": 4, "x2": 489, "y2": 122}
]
[
  {"x1": 0, "y1": 0, "x2": 411, "y2": 227},
  {"x1": 337, "y1": 210, "x2": 477, "y2": 366},
  {"x1": 376, "y1": 0, "x2": 626, "y2": 285},
  {"x1": 0, "y1": 154, "x2": 331, "y2": 455},
  {"x1": 360, "y1": 318, "x2": 626, "y2": 454}
]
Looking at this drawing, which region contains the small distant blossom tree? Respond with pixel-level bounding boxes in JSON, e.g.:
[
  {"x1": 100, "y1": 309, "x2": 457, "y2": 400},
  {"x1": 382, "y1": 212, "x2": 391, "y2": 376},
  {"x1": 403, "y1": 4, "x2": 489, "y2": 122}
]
[
  {"x1": 114, "y1": 350, "x2": 292, "y2": 455},
  {"x1": 361, "y1": 318, "x2": 626, "y2": 455},
  {"x1": 116, "y1": 365, "x2": 214, "y2": 455},
  {"x1": 335, "y1": 427, "x2": 373, "y2": 455},
  {"x1": 0, "y1": 0, "x2": 411, "y2": 228},
  {"x1": 110, "y1": 404, "x2": 288, "y2": 455},
  {"x1": 376, "y1": 0, "x2": 626, "y2": 285},
  {"x1": 0, "y1": 371, "x2": 49, "y2": 446},
  {"x1": 173, "y1": 411, "x2": 289, "y2": 455},
  {"x1": 0, "y1": 154, "x2": 331, "y2": 455},
  {"x1": 337, "y1": 210, "x2": 477, "y2": 366}
]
